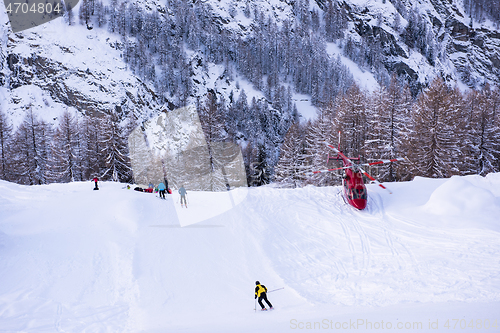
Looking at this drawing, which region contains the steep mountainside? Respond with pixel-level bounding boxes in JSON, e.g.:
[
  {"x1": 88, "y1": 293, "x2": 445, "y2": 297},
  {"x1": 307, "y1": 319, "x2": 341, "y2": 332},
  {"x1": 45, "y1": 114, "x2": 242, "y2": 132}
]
[
  {"x1": 0, "y1": 13, "x2": 170, "y2": 125},
  {"x1": 338, "y1": 0, "x2": 500, "y2": 89},
  {"x1": 0, "y1": 0, "x2": 499, "y2": 125},
  {"x1": 200, "y1": 0, "x2": 500, "y2": 90}
]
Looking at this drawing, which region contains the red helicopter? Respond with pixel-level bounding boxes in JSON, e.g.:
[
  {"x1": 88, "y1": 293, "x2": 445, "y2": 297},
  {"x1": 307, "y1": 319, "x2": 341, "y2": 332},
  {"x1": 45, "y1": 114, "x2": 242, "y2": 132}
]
[{"x1": 305, "y1": 133, "x2": 406, "y2": 210}]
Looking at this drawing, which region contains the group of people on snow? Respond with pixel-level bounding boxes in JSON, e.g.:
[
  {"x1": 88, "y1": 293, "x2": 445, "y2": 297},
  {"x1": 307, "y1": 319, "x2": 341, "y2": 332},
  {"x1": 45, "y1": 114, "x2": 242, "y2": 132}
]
[
  {"x1": 91, "y1": 178, "x2": 187, "y2": 207},
  {"x1": 149, "y1": 182, "x2": 187, "y2": 206},
  {"x1": 130, "y1": 181, "x2": 188, "y2": 207}
]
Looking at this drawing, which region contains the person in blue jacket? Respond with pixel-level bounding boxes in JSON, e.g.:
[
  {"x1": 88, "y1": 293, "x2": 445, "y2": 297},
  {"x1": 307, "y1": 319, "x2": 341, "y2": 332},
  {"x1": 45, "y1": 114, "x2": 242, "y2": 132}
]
[
  {"x1": 158, "y1": 181, "x2": 166, "y2": 199},
  {"x1": 178, "y1": 185, "x2": 187, "y2": 207}
]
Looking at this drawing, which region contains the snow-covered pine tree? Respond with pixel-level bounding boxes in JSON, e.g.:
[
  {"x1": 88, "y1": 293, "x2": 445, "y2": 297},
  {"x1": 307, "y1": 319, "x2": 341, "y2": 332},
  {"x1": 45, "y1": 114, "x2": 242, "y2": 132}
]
[
  {"x1": 199, "y1": 91, "x2": 227, "y2": 144},
  {"x1": 107, "y1": 0, "x2": 118, "y2": 33},
  {"x1": 234, "y1": 90, "x2": 249, "y2": 138},
  {"x1": 96, "y1": 1, "x2": 107, "y2": 28},
  {"x1": 391, "y1": 83, "x2": 413, "y2": 181},
  {"x1": 463, "y1": 85, "x2": 500, "y2": 175},
  {"x1": 100, "y1": 111, "x2": 131, "y2": 182},
  {"x1": 333, "y1": 83, "x2": 368, "y2": 159},
  {"x1": 249, "y1": 144, "x2": 271, "y2": 186},
  {"x1": 198, "y1": 91, "x2": 231, "y2": 190},
  {"x1": 64, "y1": 2, "x2": 75, "y2": 26},
  {"x1": 407, "y1": 78, "x2": 462, "y2": 178},
  {"x1": 274, "y1": 122, "x2": 306, "y2": 188},
  {"x1": 73, "y1": 115, "x2": 85, "y2": 181},
  {"x1": 304, "y1": 103, "x2": 338, "y2": 186},
  {"x1": 402, "y1": 8, "x2": 420, "y2": 49},
  {"x1": 464, "y1": 0, "x2": 500, "y2": 26},
  {"x1": 242, "y1": 141, "x2": 257, "y2": 186},
  {"x1": 36, "y1": 120, "x2": 53, "y2": 184},
  {"x1": 79, "y1": 0, "x2": 91, "y2": 26},
  {"x1": 0, "y1": 109, "x2": 13, "y2": 181},
  {"x1": 81, "y1": 114, "x2": 105, "y2": 180},
  {"x1": 324, "y1": 0, "x2": 348, "y2": 41},
  {"x1": 365, "y1": 76, "x2": 411, "y2": 182},
  {"x1": 364, "y1": 86, "x2": 389, "y2": 179},
  {"x1": 11, "y1": 108, "x2": 53, "y2": 185},
  {"x1": 244, "y1": 97, "x2": 264, "y2": 144},
  {"x1": 52, "y1": 110, "x2": 80, "y2": 183},
  {"x1": 224, "y1": 92, "x2": 238, "y2": 142}
]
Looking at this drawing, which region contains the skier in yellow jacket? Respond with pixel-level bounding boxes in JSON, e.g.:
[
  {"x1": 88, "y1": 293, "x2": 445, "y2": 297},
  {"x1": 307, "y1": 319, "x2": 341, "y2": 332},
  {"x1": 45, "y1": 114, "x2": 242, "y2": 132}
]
[{"x1": 255, "y1": 281, "x2": 273, "y2": 311}]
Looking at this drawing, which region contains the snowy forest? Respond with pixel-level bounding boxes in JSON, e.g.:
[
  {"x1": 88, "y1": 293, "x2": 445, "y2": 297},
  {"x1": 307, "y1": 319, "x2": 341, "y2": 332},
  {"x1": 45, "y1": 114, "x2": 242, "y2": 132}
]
[
  {"x1": 1, "y1": 0, "x2": 500, "y2": 187},
  {"x1": 1, "y1": 77, "x2": 499, "y2": 187}
]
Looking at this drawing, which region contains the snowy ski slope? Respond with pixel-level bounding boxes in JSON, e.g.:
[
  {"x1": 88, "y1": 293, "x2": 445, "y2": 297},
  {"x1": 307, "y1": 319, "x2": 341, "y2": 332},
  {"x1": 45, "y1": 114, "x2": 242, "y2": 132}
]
[{"x1": 0, "y1": 174, "x2": 499, "y2": 332}]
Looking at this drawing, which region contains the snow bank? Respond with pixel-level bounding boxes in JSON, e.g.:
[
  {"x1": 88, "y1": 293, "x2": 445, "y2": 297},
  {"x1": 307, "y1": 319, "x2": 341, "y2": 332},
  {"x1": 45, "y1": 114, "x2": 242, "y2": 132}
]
[{"x1": 423, "y1": 175, "x2": 500, "y2": 231}]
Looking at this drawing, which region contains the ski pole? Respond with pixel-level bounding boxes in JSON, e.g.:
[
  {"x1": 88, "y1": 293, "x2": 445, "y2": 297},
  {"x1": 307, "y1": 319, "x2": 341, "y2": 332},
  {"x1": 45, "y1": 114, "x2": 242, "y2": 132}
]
[
  {"x1": 267, "y1": 287, "x2": 284, "y2": 293},
  {"x1": 254, "y1": 299, "x2": 256, "y2": 313}
]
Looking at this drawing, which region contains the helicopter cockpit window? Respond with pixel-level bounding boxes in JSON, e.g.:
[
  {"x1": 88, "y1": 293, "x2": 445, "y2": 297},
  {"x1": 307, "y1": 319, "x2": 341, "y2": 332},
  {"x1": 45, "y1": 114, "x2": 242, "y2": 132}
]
[
  {"x1": 346, "y1": 187, "x2": 353, "y2": 200},
  {"x1": 358, "y1": 187, "x2": 367, "y2": 199},
  {"x1": 352, "y1": 187, "x2": 367, "y2": 200}
]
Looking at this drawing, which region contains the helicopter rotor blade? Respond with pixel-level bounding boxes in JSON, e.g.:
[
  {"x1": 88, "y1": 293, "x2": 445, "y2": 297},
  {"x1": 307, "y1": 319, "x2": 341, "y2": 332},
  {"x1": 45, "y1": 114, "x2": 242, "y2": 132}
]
[
  {"x1": 303, "y1": 166, "x2": 351, "y2": 176},
  {"x1": 359, "y1": 167, "x2": 392, "y2": 194},
  {"x1": 361, "y1": 157, "x2": 406, "y2": 167}
]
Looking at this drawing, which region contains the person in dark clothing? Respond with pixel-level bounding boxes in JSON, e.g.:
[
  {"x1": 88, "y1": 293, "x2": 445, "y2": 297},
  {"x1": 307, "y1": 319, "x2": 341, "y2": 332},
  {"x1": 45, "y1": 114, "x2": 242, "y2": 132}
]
[{"x1": 255, "y1": 281, "x2": 273, "y2": 311}]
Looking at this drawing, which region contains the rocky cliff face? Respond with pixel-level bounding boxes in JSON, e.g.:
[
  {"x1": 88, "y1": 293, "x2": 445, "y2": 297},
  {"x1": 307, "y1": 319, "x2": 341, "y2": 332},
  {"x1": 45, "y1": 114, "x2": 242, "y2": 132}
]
[
  {"x1": 335, "y1": 0, "x2": 500, "y2": 88},
  {"x1": 0, "y1": 19, "x2": 169, "y2": 124}
]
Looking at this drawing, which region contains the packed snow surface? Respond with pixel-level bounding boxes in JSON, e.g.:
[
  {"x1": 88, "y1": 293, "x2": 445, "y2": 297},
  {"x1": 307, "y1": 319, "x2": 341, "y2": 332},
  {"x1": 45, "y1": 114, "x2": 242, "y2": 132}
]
[{"x1": 1, "y1": 174, "x2": 500, "y2": 332}]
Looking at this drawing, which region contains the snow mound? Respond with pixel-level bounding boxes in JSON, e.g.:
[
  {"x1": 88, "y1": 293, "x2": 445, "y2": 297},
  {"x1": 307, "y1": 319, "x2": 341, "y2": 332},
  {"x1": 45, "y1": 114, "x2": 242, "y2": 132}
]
[{"x1": 423, "y1": 175, "x2": 500, "y2": 230}]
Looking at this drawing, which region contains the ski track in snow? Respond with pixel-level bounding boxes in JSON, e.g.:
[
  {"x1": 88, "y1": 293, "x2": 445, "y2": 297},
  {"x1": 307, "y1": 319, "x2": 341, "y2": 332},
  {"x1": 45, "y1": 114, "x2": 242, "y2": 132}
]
[{"x1": 1, "y1": 175, "x2": 500, "y2": 332}]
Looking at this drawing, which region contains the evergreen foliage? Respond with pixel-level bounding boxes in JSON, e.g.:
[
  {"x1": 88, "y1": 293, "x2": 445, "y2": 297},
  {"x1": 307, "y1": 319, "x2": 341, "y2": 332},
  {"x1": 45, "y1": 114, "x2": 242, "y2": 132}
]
[
  {"x1": 100, "y1": 111, "x2": 132, "y2": 182},
  {"x1": 0, "y1": 109, "x2": 13, "y2": 181},
  {"x1": 274, "y1": 122, "x2": 306, "y2": 188},
  {"x1": 52, "y1": 110, "x2": 81, "y2": 182},
  {"x1": 3, "y1": 0, "x2": 499, "y2": 188},
  {"x1": 11, "y1": 108, "x2": 52, "y2": 185},
  {"x1": 464, "y1": 0, "x2": 500, "y2": 27},
  {"x1": 406, "y1": 78, "x2": 463, "y2": 178},
  {"x1": 272, "y1": 78, "x2": 499, "y2": 187}
]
